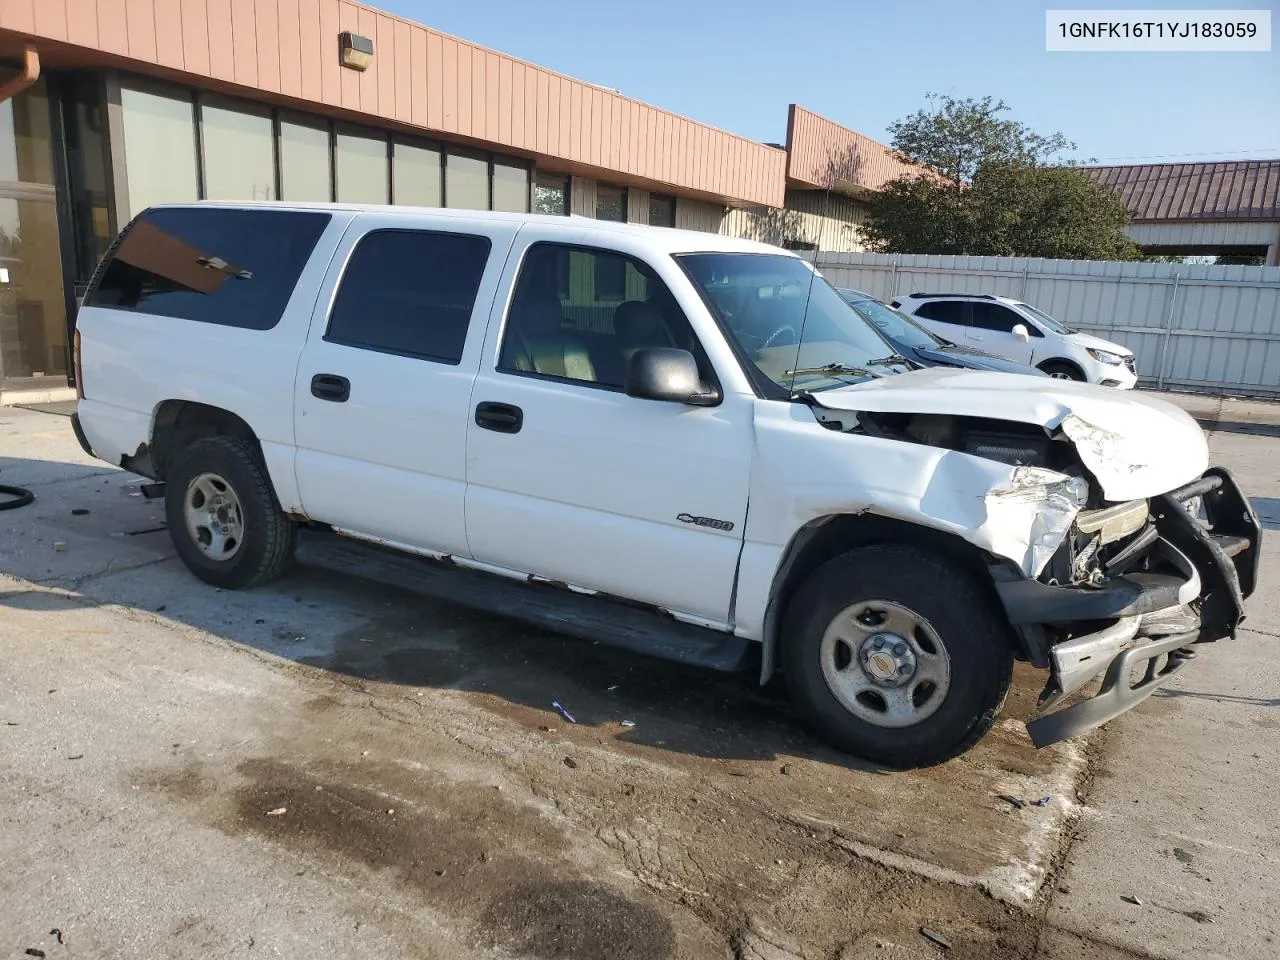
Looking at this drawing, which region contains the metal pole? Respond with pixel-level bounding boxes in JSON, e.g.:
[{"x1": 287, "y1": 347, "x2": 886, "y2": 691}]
[{"x1": 1157, "y1": 272, "x2": 1181, "y2": 391}]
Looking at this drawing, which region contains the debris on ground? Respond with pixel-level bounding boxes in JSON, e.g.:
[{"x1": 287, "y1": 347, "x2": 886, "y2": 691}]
[
  {"x1": 25, "y1": 949, "x2": 46, "y2": 958},
  {"x1": 71, "y1": 508, "x2": 89, "y2": 516},
  {"x1": 1121, "y1": 895, "x2": 1143, "y2": 906},
  {"x1": 997, "y1": 794, "x2": 1025, "y2": 810},
  {"x1": 1032, "y1": 795, "x2": 1052, "y2": 806},
  {"x1": 781, "y1": 764, "x2": 793, "y2": 776},
  {"x1": 266, "y1": 807, "x2": 287, "y2": 817},
  {"x1": 49, "y1": 929, "x2": 64, "y2": 945},
  {"x1": 67, "y1": 754, "x2": 84, "y2": 761},
  {"x1": 919, "y1": 926, "x2": 952, "y2": 950},
  {"x1": 551, "y1": 700, "x2": 577, "y2": 723},
  {"x1": 620, "y1": 720, "x2": 636, "y2": 728},
  {"x1": 53, "y1": 542, "x2": 67, "y2": 552},
  {"x1": 563, "y1": 756, "x2": 578, "y2": 769}
]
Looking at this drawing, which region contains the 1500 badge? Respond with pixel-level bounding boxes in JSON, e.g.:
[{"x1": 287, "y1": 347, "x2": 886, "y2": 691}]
[{"x1": 677, "y1": 513, "x2": 735, "y2": 532}]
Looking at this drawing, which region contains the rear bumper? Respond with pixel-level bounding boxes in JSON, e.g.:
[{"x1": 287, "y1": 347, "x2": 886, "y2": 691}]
[{"x1": 998, "y1": 467, "x2": 1261, "y2": 747}]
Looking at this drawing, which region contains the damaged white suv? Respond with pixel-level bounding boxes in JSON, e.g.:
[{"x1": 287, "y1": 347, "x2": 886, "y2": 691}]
[{"x1": 72, "y1": 203, "x2": 1262, "y2": 767}]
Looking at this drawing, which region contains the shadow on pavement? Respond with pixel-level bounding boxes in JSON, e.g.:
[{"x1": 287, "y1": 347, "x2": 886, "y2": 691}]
[{"x1": 0, "y1": 452, "x2": 933, "y2": 773}]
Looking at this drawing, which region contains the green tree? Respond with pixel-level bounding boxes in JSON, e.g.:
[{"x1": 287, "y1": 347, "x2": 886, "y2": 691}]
[
  {"x1": 888, "y1": 94, "x2": 1073, "y2": 186},
  {"x1": 863, "y1": 95, "x2": 1140, "y2": 260}
]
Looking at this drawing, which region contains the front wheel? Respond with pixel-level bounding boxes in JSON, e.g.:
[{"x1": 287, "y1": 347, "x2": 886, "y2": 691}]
[
  {"x1": 1039, "y1": 361, "x2": 1084, "y2": 381},
  {"x1": 164, "y1": 435, "x2": 297, "y2": 589},
  {"x1": 782, "y1": 545, "x2": 1013, "y2": 768}
]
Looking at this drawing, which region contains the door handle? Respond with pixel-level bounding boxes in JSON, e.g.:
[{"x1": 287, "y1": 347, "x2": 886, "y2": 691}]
[
  {"x1": 475, "y1": 401, "x2": 523, "y2": 434},
  {"x1": 311, "y1": 373, "x2": 350, "y2": 403}
]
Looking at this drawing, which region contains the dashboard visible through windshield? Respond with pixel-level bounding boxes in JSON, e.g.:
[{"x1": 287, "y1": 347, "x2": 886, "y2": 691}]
[{"x1": 677, "y1": 253, "x2": 912, "y2": 396}]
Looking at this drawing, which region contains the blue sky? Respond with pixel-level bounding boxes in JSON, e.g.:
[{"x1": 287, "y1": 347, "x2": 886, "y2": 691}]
[{"x1": 379, "y1": 0, "x2": 1279, "y2": 164}]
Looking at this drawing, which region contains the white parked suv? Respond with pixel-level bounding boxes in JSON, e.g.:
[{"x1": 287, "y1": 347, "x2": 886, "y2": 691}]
[
  {"x1": 71, "y1": 202, "x2": 1259, "y2": 768},
  {"x1": 892, "y1": 293, "x2": 1138, "y2": 388}
]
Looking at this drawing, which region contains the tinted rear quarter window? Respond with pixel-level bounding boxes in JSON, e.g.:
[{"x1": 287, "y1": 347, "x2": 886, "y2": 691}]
[
  {"x1": 87, "y1": 207, "x2": 331, "y2": 330},
  {"x1": 325, "y1": 229, "x2": 492, "y2": 364},
  {"x1": 914, "y1": 300, "x2": 969, "y2": 325}
]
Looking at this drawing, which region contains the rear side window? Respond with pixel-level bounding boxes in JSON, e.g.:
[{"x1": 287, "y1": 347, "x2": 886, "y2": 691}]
[
  {"x1": 914, "y1": 300, "x2": 969, "y2": 325},
  {"x1": 86, "y1": 207, "x2": 330, "y2": 330},
  {"x1": 325, "y1": 229, "x2": 491, "y2": 364},
  {"x1": 971, "y1": 303, "x2": 1026, "y2": 333}
]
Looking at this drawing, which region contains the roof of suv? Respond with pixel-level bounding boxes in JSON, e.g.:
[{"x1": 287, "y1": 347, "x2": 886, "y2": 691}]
[
  {"x1": 143, "y1": 199, "x2": 792, "y2": 257},
  {"x1": 897, "y1": 292, "x2": 1018, "y2": 303}
]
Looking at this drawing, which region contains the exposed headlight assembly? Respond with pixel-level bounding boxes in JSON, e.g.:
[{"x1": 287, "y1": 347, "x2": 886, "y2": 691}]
[
  {"x1": 986, "y1": 466, "x2": 1091, "y2": 578},
  {"x1": 1086, "y1": 348, "x2": 1125, "y2": 365}
]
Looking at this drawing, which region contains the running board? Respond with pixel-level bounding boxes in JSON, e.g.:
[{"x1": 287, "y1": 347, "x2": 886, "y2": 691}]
[{"x1": 296, "y1": 530, "x2": 756, "y2": 674}]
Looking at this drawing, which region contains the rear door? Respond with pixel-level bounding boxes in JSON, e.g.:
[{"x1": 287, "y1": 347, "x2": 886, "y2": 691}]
[
  {"x1": 910, "y1": 299, "x2": 971, "y2": 345},
  {"x1": 965, "y1": 302, "x2": 1036, "y2": 364},
  {"x1": 292, "y1": 213, "x2": 518, "y2": 557}
]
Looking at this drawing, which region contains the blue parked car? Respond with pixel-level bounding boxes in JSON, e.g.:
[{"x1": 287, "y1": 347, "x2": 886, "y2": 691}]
[{"x1": 838, "y1": 288, "x2": 1047, "y2": 377}]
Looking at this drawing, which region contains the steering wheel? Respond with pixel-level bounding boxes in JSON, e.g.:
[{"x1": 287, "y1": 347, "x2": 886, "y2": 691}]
[{"x1": 760, "y1": 324, "x2": 798, "y2": 350}]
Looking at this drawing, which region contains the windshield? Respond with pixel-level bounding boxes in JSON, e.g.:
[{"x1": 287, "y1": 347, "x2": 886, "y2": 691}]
[
  {"x1": 846, "y1": 297, "x2": 945, "y2": 351},
  {"x1": 1015, "y1": 301, "x2": 1074, "y2": 335},
  {"x1": 677, "y1": 253, "x2": 911, "y2": 395}
]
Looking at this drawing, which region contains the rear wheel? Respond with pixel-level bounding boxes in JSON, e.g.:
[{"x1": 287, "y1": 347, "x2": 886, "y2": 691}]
[
  {"x1": 164, "y1": 435, "x2": 296, "y2": 589},
  {"x1": 782, "y1": 545, "x2": 1013, "y2": 768},
  {"x1": 1039, "y1": 360, "x2": 1084, "y2": 381}
]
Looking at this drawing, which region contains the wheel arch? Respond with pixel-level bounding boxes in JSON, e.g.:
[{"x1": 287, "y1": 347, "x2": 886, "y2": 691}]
[
  {"x1": 1036, "y1": 357, "x2": 1085, "y2": 380},
  {"x1": 149, "y1": 400, "x2": 265, "y2": 482},
  {"x1": 757, "y1": 512, "x2": 1020, "y2": 685}
]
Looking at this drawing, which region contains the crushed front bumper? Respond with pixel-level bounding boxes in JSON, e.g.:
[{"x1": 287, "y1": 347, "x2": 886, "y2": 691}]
[{"x1": 995, "y1": 467, "x2": 1262, "y2": 748}]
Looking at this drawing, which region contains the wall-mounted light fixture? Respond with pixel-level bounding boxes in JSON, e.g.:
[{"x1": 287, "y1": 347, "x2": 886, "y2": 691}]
[{"x1": 339, "y1": 32, "x2": 374, "y2": 71}]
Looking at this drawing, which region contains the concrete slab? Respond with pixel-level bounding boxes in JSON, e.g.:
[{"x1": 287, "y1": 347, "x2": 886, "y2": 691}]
[{"x1": 0, "y1": 407, "x2": 1069, "y2": 958}]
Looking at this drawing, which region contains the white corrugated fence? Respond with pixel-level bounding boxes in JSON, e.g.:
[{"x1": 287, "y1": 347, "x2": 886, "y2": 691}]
[{"x1": 814, "y1": 252, "x2": 1280, "y2": 397}]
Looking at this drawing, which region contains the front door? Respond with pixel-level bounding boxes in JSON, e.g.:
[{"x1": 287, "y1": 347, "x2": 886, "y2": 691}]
[
  {"x1": 293, "y1": 214, "x2": 517, "y2": 557},
  {"x1": 965, "y1": 302, "x2": 1036, "y2": 364},
  {"x1": 463, "y1": 235, "x2": 753, "y2": 628}
]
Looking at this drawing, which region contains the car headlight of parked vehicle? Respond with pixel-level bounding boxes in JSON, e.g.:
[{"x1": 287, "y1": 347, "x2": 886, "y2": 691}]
[{"x1": 1087, "y1": 348, "x2": 1125, "y2": 365}]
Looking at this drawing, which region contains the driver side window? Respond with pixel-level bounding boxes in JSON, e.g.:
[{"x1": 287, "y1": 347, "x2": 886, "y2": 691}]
[{"x1": 498, "y1": 242, "x2": 714, "y2": 391}]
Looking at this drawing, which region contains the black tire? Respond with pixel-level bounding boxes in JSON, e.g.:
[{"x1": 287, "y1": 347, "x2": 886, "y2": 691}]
[
  {"x1": 781, "y1": 545, "x2": 1013, "y2": 768},
  {"x1": 164, "y1": 435, "x2": 296, "y2": 589},
  {"x1": 1039, "y1": 360, "x2": 1084, "y2": 381}
]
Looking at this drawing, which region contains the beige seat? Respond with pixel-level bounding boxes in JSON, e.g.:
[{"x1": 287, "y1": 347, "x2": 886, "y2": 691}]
[
  {"x1": 614, "y1": 299, "x2": 675, "y2": 367},
  {"x1": 504, "y1": 290, "x2": 596, "y2": 381}
]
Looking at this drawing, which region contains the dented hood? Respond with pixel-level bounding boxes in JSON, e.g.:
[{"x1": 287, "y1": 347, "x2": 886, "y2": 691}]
[{"x1": 813, "y1": 367, "x2": 1207, "y2": 501}]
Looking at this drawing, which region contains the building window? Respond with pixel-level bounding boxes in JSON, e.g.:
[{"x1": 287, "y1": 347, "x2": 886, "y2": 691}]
[
  {"x1": 596, "y1": 184, "x2": 627, "y2": 222},
  {"x1": 649, "y1": 193, "x2": 676, "y2": 228},
  {"x1": 279, "y1": 116, "x2": 331, "y2": 202},
  {"x1": 392, "y1": 138, "x2": 441, "y2": 207},
  {"x1": 326, "y1": 229, "x2": 492, "y2": 364},
  {"x1": 492, "y1": 158, "x2": 530, "y2": 213},
  {"x1": 200, "y1": 97, "x2": 275, "y2": 201},
  {"x1": 335, "y1": 127, "x2": 388, "y2": 204},
  {"x1": 533, "y1": 173, "x2": 569, "y2": 215},
  {"x1": 118, "y1": 83, "x2": 199, "y2": 216},
  {"x1": 445, "y1": 149, "x2": 489, "y2": 210}
]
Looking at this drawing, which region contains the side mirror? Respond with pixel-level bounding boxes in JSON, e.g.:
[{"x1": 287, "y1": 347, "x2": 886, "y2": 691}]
[
  {"x1": 625, "y1": 348, "x2": 720, "y2": 406},
  {"x1": 1011, "y1": 324, "x2": 1031, "y2": 342}
]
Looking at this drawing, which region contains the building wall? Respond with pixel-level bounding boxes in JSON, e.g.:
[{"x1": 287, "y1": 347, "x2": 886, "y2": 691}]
[
  {"x1": 0, "y1": 0, "x2": 786, "y2": 206},
  {"x1": 674, "y1": 197, "x2": 726, "y2": 233},
  {"x1": 721, "y1": 188, "x2": 869, "y2": 252},
  {"x1": 785, "y1": 105, "x2": 924, "y2": 193}
]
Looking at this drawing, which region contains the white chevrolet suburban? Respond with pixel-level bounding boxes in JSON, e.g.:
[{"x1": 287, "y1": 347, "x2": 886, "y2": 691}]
[{"x1": 71, "y1": 202, "x2": 1261, "y2": 768}]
